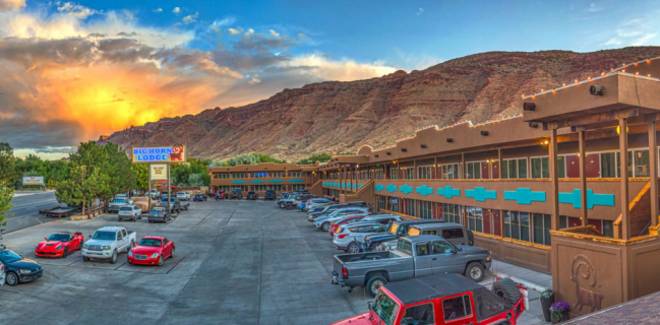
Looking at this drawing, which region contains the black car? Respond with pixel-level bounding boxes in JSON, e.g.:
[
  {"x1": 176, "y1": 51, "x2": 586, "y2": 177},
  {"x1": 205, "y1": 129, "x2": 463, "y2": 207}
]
[
  {"x1": 229, "y1": 188, "x2": 242, "y2": 199},
  {"x1": 247, "y1": 191, "x2": 257, "y2": 200},
  {"x1": 0, "y1": 249, "x2": 43, "y2": 286},
  {"x1": 147, "y1": 207, "x2": 172, "y2": 223},
  {"x1": 264, "y1": 190, "x2": 276, "y2": 200},
  {"x1": 193, "y1": 193, "x2": 207, "y2": 202}
]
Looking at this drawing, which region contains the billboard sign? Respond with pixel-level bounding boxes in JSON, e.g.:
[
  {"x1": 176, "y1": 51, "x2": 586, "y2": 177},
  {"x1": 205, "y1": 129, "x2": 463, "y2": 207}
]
[
  {"x1": 132, "y1": 145, "x2": 185, "y2": 163},
  {"x1": 150, "y1": 164, "x2": 168, "y2": 181},
  {"x1": 22, "y1": 176, "x2": 45, "y2": 186}
]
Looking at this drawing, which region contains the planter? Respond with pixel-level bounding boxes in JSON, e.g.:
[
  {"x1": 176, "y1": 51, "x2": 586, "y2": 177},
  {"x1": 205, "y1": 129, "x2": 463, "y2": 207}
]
[{"x1": 551, "y1": 310, "x2": 569, "y2": 323}]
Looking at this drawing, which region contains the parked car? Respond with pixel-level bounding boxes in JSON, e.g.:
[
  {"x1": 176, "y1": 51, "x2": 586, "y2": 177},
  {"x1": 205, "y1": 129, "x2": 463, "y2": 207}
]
[
  {"x1": 147, "y1": 207, "x2": 172, "y2": 223},
  {"x1": 0, "y1": 249, "x2": 43, "y2": 286},
  {"x1": 333, "y1": 222, "x2": 388, "y2": 253},
  {"x1": 118, "y1": 205, "x2": 142, "y2": 222},
  {"x1": 331, "y1": 274, "x2": 527, "y2": 325},
  {"x1": 305, "y1": 197, "x2": 333, "y2": 211},
  {"x1": 0, "y1": 262, "x2": 4, "y2": 287},
  {"x1": 161, "y1": 196, "x2": 182, "y2": 213},
  {"x1": 128, "y1": 236, "x2": 175, "y2": 266},
  {"x1": 362, "y1": 219, "x2": 445, "y2": 252},
  {"x1": 313, "y1": 207, "x2": 370, "y2": 231},
  {"x1": 329, "y1": 215, "x2": 369, "y2": 235},
  {"x1": 215, "y1": 190, "x2": 225, "y2": 200},
  {"x1": 147, "y1": 190, "x2": 160, "y2": 199},
  {"x1": 175, "y1": 192, "x2": 190, "y2": 201},
  {"x1": 331, "y1": 214, "x2": 401, "y2": 236},
  {"x1": 332, "y1": 235, "x2": 492, "y2": 296},
  {"x1": 107, "y1": 197, "x2": 132, "y2": 213},
  {"x1": 229, "y1": 188, "x2": 242, "y2": 199},
  {"x1": 264, "y1": 190, "x2": 276, "y2": 200},
  {"x1": 192, "y1": 193, "x2": 207, "y2": 201},
  {"x1": 406, "y1": 222, "x2": 474, "y2": 246},
  {"x1": 247, "y1": 191, "x2": 257, "y2": 200},
  {"x1": 308, "y1": 202, "x2": 368, "y2": 220},
  {"x1": 82, "y1": 226, "x2": 136, "y2": 264},
  {"x1": 34, "y1": 231, "x2": 84, "y2": 258}
]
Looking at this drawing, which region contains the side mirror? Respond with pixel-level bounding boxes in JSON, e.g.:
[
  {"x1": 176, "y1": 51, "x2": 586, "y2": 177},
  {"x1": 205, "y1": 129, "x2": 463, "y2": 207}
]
[
  {"x1": 451, "y1": 249, "x2": 458, "y2": 254},
  {"x1": 367, "y1": 301, "x2": 374, "y2": 311}
]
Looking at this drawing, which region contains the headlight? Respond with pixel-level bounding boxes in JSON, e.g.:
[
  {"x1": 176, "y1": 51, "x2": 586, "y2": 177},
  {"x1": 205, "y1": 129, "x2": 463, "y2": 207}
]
[
  {"x1": 83, "y1": 244, "x2": 89, "y2": 249},
  {"x1": 150, "y1": 253, "x2": 160, "y2": 258},
  {"x1": 128, "y1": 251, "x2": 133, "y2": 257},
  {"x1": 18, "y1": 269, "x2": 33, "y2": 274},
  {"x1": 56, "y1": 244, "x2": 63, "y2": 250},
  {"x1": 102, "y1": 245, "x2": 111, "y2": 250}
]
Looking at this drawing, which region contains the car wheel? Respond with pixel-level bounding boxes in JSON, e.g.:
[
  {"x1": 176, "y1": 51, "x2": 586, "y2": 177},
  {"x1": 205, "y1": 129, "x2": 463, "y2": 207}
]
[
  {"x1": 111, "y1": 250, "x2": 118, "y2": 264},
  {"x1": 466, "y1": 262, "x2": 485, "y2": 282},
  {"x1": 5, "y1": 272, "x2": 19, "y2": 286},
  {"x1": 83, "y1": 256, "x2": 90, "y2": 262},
  {"x1": 347, "y1": 242, "x2": 360, "y2": 254},
  {"x1": 321, "y1": 222, "x2": 330, "y2": 232},
  {"x1": 63, "y1": 247, "x2": 69, "y2": 257},
  {"x1": 366, "y1": 274, "x2": 387, "y2": 297}
]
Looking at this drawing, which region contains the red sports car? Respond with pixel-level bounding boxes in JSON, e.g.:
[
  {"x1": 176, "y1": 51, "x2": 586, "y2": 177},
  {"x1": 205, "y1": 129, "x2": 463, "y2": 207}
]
[
  {"x1": 34, "y1": 231, "x2": 84, "y2": 258},
  {"x1": 127, "y1": 236, "x2": 175, "y2": 266}
]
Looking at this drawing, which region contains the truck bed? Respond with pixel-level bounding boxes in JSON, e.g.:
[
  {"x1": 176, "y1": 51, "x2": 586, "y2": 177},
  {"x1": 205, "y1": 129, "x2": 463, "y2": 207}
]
[{"x1": 334, "y1": 251, "x2": 395, "y2": 263}]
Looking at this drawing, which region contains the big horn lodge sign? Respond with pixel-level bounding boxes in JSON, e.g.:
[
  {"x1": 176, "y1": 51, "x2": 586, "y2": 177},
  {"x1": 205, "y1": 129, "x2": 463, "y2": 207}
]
[{"x1": 132, "y1": 145, "x2": 186, "y2": 163}]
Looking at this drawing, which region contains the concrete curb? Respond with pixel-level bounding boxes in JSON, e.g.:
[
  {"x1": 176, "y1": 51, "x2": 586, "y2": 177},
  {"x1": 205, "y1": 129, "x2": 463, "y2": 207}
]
[{"x1": 493, "y1": 271, "x2": 549, "y2": 293}]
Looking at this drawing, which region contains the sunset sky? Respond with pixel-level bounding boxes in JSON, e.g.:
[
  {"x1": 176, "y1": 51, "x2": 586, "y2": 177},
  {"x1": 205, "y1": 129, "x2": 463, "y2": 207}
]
[{"x1": 0, "y1": 0, "x2": 659, "y2": 159}]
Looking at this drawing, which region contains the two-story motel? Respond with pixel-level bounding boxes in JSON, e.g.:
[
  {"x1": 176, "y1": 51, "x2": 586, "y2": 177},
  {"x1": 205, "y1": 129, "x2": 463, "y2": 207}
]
[
  {"x1": 209, "y1": 162, "x2": 317, "y2": 196},
  {"x1": 210, "y1": 57, "x2": 660, "y2": 315}
]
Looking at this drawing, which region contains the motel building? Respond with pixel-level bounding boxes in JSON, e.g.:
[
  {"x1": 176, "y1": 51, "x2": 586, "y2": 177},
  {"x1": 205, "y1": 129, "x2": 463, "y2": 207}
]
[
  {"x1": 208, "y1": 57, "x2": 660, "y2": 316},
  {"x1": 209, "y1": 162, "x2": 318, "y2": 196},
  {"x1": 315, "y1": 57, "x2": 660, "y2": 316}
]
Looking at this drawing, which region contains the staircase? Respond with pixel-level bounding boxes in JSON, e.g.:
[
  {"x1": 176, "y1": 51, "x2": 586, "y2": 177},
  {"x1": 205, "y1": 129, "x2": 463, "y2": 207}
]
[
  {"x1": 340, "y1": 180, "x2": 375, "y2": 209},
  {"x1": 614, "y1": 181, "x2": 652, "y2": 238},
  {"x1": 309, "y1": 179, "x2": 323, "y2": 196}
]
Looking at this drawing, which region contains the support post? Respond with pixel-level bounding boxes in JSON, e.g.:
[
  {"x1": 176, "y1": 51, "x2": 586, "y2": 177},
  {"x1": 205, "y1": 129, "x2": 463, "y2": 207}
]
[
  {"x1": 619, "y1": 118, "x2": 630, "y2": 239},
  {"x1": 433, "y1": 156, "x2": 438, "y2": 179},
  {"x1": 497, "y1": 148, "x2": 503, "y2": 179},
  {"x1": 549, "y1": 129, "x2": 559, "y2": 230},
  {"x1": 461, "y1": 153, "x2": 466, "y2": 179},
  {"x1": 649, "y1": 119, "x2": 658, "y2": 227},
  {"x1": 578, "y1": 130, "x2": 588, "y2": 226}
]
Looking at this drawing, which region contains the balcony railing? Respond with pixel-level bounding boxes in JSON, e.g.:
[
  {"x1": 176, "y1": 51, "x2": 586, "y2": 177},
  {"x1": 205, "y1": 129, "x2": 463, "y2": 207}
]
[{"x1": 211, "y1": 177, "x2": 311, "y2": 186}]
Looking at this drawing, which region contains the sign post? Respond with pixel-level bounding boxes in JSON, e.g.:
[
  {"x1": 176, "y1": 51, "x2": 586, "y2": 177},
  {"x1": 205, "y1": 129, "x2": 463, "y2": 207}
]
[{"x1": 132, "y1": 145, "x2": 186, "y2": 214}]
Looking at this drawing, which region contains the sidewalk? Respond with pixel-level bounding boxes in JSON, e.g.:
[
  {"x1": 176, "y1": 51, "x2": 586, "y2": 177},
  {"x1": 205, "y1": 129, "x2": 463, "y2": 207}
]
[{"x1": 489, "y1": 259, "x2": 552, "y2": 325}]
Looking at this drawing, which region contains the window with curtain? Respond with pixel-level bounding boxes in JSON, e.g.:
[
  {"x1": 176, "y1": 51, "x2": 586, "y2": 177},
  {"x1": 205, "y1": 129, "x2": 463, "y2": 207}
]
[
  {"x1": 418, "y1": 165, "x2": 433, "y2": 179},
  {"x1": 441, "y1": 163, "x2": 459, "y2": 179},
  {"x1": 465, "y1": 161, "x2": 483, "y2": 179},
  {"x1": 466, "y1": 207, "x2": 483, "y2": 232},
  {"x1": 442, "y1": 204, "x2": 461, "y2": 224},
  {"x1": 531, "y1": 157, "x2": 549, "y2": 178},
  {"x1": 502, "y1": 158, "x2": 528, "y2": 179}
]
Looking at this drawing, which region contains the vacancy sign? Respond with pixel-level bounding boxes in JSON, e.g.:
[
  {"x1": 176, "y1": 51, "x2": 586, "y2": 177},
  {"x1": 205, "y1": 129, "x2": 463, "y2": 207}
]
[{"x1": 150, "y1": 164, "x2": 168, "y2": 181}]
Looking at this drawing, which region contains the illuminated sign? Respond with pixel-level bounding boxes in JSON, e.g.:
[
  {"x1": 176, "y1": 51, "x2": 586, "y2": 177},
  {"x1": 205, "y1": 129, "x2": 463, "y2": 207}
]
[
  {"x1": 132, "y1": 145, "x2": 185, "y2": 163},
  {"x1": 150, "y1": 164, "x2": 168, "y2": 181},
  {"x1": 22, "y1": 176, "x2": 45, "y2": 186}
]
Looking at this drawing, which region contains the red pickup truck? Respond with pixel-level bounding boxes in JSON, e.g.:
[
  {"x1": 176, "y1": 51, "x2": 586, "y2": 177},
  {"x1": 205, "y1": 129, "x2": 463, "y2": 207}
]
[{"x1": 332, "y1": 274, "x2": 527, "y2": 325}]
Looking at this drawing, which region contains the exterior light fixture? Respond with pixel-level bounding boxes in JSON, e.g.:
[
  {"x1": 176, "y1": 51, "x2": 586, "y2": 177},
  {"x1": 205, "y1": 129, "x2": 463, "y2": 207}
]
[
  {"x1": 541, "y1": 139, "x2": 549, "y2": 146},
  {"x1": 589, "y1": 85, "x2": 605, "y2": 96}
]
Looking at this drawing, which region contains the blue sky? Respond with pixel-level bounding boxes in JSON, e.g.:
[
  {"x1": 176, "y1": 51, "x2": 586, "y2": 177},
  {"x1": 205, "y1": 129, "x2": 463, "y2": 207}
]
[
  {"x1": 57, "y1": 0, "x2": 660, "y2": 68},
  {"x1": 0, "y1": 0, "x2": 658, "y2": 157}
]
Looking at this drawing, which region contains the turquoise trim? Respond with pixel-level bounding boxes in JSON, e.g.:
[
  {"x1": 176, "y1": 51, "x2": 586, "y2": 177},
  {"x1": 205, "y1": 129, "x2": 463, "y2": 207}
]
[
  {"x1": 399, "y1": 184, "x2": 413, "y2": 194},
  {"x1": 465, "y1": 186, "x2": 497, "y2": 202},
  {"x1": 270, "y1": 178, "x2": 283, "y2": 184},
  {"x1": 504, "y1": 188, "x2": 546, "y2": 205},
  {"x1": 252, "y1": 179, "x2": 263, "y2": 184},
  {"x1": 289, "y1": 178, "x2": 305, "y2": 184},
  {"x1": 231, "y1": 180, "x2": 245, "y2": 185},
  {"x1": 386, "y1": 184, "x2": 398, "y2": 193},
  {"x1": 559, "y1": 189, "x2": 615, "y2": 209},
  {"x1": 375, "y1": 184, "x2": 385, "y2": 191},
  {"x1": 437, "y1": 185, "x2": 460, "y2": 199},
  {"x1": 415, "y1": 185, "x2": 434, "y2": 196}
]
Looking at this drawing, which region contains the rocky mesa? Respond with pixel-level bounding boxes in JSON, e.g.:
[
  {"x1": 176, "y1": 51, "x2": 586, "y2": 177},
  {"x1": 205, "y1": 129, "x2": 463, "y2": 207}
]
[{"x1": 105, "y1": 47, "x2": 660, "y2": 161}]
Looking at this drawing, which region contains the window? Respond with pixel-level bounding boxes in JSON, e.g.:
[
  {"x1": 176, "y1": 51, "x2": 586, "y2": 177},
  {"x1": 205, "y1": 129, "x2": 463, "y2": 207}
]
[
  {"x1": 442, "y1": 228, "x2": 465, "y2": 241},
  {"x1": 443, "y1": 295, "x2": 472, "y2": 321},
  {"x1": 431, "y1": 241, "x2": 453, "y2": 254},
  {"x1": 418, "y1": 200, "x2": 433, "y2": 219},
  {"x1": 389, "y1": 197, "x2": 400, "y2": 212},
  {"x1": 389, "y1": 166, "x2": 399, "y2": 179},
  {"x1": 532, "y1": 213, "x2": 551, "y2": 245},
  {"x1": 377, "y1": 196, "x2": 386, "y2": 210},
  {"x1": 502, "y1": 158, "x2": 528, "y2": 179},
  {"x1": 415, "y1": 243, "x2": 430, "y2": 256},
  {"x1": 418, "y1": 165, "x2": 433, "y2": 179},
  {"x1": 403, "y1": 303, "x2": 435, "y2": 325},
  {"x1": 600, "y1": 152, "x2": 618, "y2": 177},
  {"x1": 442, "y1": 204, "x2": 461, "y2": 224},
  {"x1": 465, "y1": 161, "x2": 483, "y2": 179},
  {"x1": 504, "y1": 210, "x2": 532, "y2": 242},
  {"x1": 530, "y1": 157, "x2": 549, "y2": 178},
  {"x1": 466, "y1": 207, "x2": 483, "y2": 233},
  {"x1": 633, "y1": 150, "x2": 649, "y2": 177},
  {"x1": 441, "y1": 163, "x2": 459, "y2": 179},
  {"x1": 373, "y1": 292, "x2": 400, "y2": 325}
]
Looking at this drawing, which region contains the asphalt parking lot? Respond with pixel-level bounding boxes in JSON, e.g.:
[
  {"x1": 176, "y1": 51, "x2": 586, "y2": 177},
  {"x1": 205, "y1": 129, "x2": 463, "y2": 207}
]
[
  {"x1": 0, "y1": 200, "x2": 372, "y2": 325},
  {"x1": 0, "y1": 199, "x2": 547, "y2": 325}
]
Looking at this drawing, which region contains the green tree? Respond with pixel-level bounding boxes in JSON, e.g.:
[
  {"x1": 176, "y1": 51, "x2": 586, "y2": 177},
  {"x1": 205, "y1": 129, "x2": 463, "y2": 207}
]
[
  {"x1": 0, "y1": 143, "x2": 16, "y2": 185},
  {"x1": 0, "y1": 185, "x2": 12, "y2": 230},
  {"x1": 212, "y1": 153, "x2": 285, "y2": 167},
  {"x1": 171, "y1": 158, "x2": 211, "y2": 187},
  {"x1": 297, "y1": 153, "x2": 332, "y2": 164},
  {"x1": 132, "y1": 163, "x2": 149, "y2": 191}
]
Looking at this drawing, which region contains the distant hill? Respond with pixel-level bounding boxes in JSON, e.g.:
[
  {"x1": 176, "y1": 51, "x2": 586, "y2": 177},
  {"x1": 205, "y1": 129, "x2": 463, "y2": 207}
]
[{"x1": 105, "y1": 46, "x2": 660, "y2": 160}]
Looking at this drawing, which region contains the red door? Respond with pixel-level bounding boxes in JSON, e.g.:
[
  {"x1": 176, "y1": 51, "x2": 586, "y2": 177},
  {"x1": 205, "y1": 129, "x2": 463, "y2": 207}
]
[
  {"x1": 586, "y1": 153, "x2": 600, "y2": 177},
  {"x1": 565, "y1": 155, "x2": 579, "y2": 178}
]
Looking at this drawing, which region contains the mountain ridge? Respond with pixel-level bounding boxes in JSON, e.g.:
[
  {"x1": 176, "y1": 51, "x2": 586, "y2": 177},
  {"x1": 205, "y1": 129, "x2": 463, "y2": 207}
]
[{"x1": 105, "y1": 46, "x2": 660, "y2": 161}]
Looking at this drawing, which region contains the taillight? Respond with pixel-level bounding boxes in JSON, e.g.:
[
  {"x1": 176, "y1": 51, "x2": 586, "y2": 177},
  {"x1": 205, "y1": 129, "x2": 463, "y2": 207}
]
[
  {"x1": 338, "y1": 233, "x2": 348, "y2": 239},
  {"x1": 341, "y1": 266, "x2": 349, "y2": 279}
]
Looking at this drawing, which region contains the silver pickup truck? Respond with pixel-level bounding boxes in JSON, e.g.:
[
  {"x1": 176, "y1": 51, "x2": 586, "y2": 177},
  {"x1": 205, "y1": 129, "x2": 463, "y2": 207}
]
[{"x1": 332, "y1": 235, "x2": 491, "y2": 296}]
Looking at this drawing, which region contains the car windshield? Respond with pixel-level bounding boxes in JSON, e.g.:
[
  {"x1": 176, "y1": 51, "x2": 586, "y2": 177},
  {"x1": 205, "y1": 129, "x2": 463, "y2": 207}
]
[
  {"x1": 112, "y1": 199, "x2": 127, "y2": 204},
  {"x1": 47, "y1": 233, "x2": 71, "y2": 241},
  {"x1": 372, "y1": 291, "x2": 400, "y2": 325},
  {"x1": 92, "y1": 231, "x2": 116, "y2": 241},
  {"x1": 150, "y1": 208, "x2": 164, "y2": 215},
  {"x1": 119, "y1": 206, "x2": 132, "y2": 211},
  {"x1": 139, "y1": 238, "x2": 162, "y2": 247},
  {"x1": 0, "y1": 250, "x2": 23, "y2": 263}
]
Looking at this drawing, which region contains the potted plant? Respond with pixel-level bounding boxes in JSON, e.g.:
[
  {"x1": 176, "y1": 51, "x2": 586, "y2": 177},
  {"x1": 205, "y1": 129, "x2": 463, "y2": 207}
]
[{"x1": 550, "y1": 301, "x2": 570, "y2": 323}]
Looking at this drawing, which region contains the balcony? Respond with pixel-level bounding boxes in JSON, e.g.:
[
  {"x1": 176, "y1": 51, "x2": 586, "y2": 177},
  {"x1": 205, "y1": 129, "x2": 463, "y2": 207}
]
[
  {"x1": 211, "y1": 177, "x2": 312, "y2": 186},
  {"x1": 321, "y1": 179, "x2": 368, "y2": 192}
]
